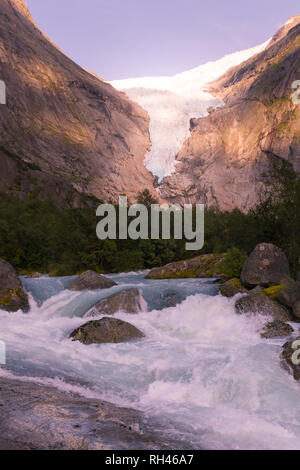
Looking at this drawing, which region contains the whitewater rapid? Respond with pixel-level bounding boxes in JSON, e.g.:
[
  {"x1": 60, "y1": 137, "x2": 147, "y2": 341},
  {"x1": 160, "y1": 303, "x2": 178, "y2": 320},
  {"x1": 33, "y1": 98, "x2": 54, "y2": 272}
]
[
  {"x1": 111, "y1": 41, "x2": 269, "y2": 180},
  {"x1": 1, "y1": 272, "x2": 300, "y2": 449}
]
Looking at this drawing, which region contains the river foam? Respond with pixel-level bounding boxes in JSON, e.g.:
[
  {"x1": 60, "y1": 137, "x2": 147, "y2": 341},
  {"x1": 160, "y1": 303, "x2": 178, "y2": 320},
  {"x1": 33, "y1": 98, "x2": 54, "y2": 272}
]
[{"x1": 0, "y1": 272, "x2": 299, "y2": 449}]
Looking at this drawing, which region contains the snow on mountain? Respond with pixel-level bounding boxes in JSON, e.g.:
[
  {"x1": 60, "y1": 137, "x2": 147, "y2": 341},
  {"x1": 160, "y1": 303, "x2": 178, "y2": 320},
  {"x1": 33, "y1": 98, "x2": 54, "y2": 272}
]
[{"x1": 111, "y1": 40, "x2": 269, "y2": 181}]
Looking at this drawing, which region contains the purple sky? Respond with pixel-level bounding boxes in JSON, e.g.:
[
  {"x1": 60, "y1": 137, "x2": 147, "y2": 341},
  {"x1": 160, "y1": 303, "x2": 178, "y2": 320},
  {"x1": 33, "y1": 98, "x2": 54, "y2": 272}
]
[{"x1": 26, "y1": 0, "x2": 299, "y2": 80}]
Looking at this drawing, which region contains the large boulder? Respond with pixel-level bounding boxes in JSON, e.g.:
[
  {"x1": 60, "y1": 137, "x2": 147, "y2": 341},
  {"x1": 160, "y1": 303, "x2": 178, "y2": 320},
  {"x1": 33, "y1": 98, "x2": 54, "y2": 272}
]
[
  {"x1": 0, "y1": 258, "x2": 29, "y2": 313},
  {"x1": 68, "y1": 271, "x2": 117, "y2": 291},
  {"x1": 260, "y1": 321, "x2": 294, "y2": 339},
  {"x1": 275, "y1": 279, "x2": 300, "y2": 308},
  {"x1": 146, "y1": 253, "x2": 225, "y2": 279},
  {"x1": 85, "y1": 289, "x2": 144, "y2": 317},
  {"x1": 220, "y1": 278, "x2": 248, "y2": 297},
  {"x1": 293, "y1": 300, "x2": 300, "y2": 319},
  {"x1": 70, "y1": 317, "x2": 144, "y2": 344},
  {"x1": 282, "y1": 337, "x2": 300, "y2": 381},
  {"x1": 240, "y1": 243, "x2": 290, "y2": 288},
  {"x1": 235, "y1": 293, "x2": 292, "y2": 322}
]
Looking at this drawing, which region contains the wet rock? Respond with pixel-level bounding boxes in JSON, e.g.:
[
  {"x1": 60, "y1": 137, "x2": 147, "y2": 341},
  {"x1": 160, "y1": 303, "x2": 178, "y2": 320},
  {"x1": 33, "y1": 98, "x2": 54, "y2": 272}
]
[
  {"x1": 275, "y1": 279, "x2": 300, "y2": 308},
  {"x1": 146, "y1": 253, "x2": 225, "y2": 279},
  {"x1": 235, "y1": 293, "x2": 292, "y2": 321},
  {"x1": 260, "y1": 321, "x2": 294, "y2": 339},
  {"x1": 85, "y1": 289, "x2": 144, "y2": 317},
  {"x1": 293, "y1": 300, "x2": 300, "y2": 319},
  {"x1": 249, "y1": 286, "x2": 263, "y2": 295},
  {"x1": 220, "y1": 278, "x2": 248, "y2": 297},
  {"x1": 70, "y1": 317, "x2": 144, "y2": 344},
  {"x1": 68, "y1": 271, "x2": 117, "y2": 291},
  {"x1": 0, "y1": 377, "x2": 179, "y2": 450},
  {"x1": 0, "y1": 258, "x2": 29, "y2": 312},
  {"x1": 240, "y1": 243, "x2": 290, "y2": 288},
  {"x1": 161, "y1": 289, "x2": 185, "y2": 308},
  {"x1": 282, "y1": 337, "x2": 300, "y2": 381}
]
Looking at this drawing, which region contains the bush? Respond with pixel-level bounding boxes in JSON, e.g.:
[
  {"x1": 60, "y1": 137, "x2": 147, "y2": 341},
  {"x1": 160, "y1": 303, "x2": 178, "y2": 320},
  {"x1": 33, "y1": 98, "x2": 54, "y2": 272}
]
[{"x1": 220, "y1": 247, "x2": 248, "y2": 279}]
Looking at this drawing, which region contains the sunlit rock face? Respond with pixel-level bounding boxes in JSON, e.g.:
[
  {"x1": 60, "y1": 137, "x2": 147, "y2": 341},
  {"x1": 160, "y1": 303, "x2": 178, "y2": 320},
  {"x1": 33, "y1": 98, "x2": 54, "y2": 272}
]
[
  {"x1": 0, "y1": 0, "x2": 157, "y2": 206},
  {"x1": 113, "y1": 17, "x2": 300, "y2": 212}
]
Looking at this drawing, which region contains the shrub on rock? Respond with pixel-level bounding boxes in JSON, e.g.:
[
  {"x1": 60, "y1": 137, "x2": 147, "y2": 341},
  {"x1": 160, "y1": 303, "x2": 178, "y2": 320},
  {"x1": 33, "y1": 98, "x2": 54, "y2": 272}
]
[{"x1": 0, "y1": 258, "x2": 29, "y2": 313}]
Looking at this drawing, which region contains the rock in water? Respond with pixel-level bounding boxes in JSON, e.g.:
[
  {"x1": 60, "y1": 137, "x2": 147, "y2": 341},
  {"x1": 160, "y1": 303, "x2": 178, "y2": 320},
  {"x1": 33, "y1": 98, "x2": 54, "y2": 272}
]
[
  {"x1": 282, "y1": 337, "x2": 300, "y2": 381},
  {"x1": 85, "y1": 289, "x2": 145, "y2": 317},
  {"x1": 70, "y1": 317, "x2": 144, "y2": 344},
  {"x1": 240, "y1": 243, "x2": 290, "y2": 288},
  {"x1": 0, "y1": 258, "x2": 29, "y2": 313},
  {"x1": 68, "y1": 271, "x2": 117, "y2": 291},
  {"x1": 293, "y1": 300, "x2": 300, "y2": 319},
  {"x1": 160, "y1": 290, "x2": 185, "y2": 308},
  {"x1": 235, "y1": 293, "x2": 292, "y2": 322},
  {"x1": 220, "y1": 278, "x2": 248, "y2": 297},
  {"x1": 260, "y1": 321, "x2": 294, "y2": 339},
  {"x1": 146, "y1": 253, "x2": 225, "y2": 279},
  {"x1": 275, "y1": 279, "x2": 300, "y2": 308}
]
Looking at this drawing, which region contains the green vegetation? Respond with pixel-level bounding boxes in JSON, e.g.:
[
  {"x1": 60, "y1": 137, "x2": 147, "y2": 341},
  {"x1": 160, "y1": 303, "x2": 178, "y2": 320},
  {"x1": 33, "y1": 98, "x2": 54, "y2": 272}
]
[
  {"x1": 262, "y1": 284, "x2": 284, "y2": 301},
  {"x1": 219, "y1": 248, "x2": 248, "y2": 279},
  {"x1": 0, "y1": 159, "x2": 299, "y2": 276}
]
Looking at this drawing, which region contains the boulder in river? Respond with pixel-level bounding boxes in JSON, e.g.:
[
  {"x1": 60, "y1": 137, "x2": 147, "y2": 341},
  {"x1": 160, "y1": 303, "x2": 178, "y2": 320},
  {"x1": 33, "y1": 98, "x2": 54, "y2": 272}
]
[
  {"x1": 235, "y1": 293, "x2": 292, "y2": 322},
  {"x1": 220, "y1": 278, "x2": 248, "y2": 297},
  {"x1": 85, "y1": 288, "x2": 145, "y2": 317},
  {"x1": 240, "y1": 243, "x2": 290, "y2": 288},
  {"x1": 282, "y1": 337, "x2": 300, "y2": 381},
  {"x1": 0, "y1": 258, "x2": 29, "y2": 313},
  {"x1": 275, "y1": 279, "x2": 300, "y2": 308},
  {"x1": 293, "y1": 300, "x2": 300, "y2": 319},
  {"x1": 260, "y1": 321, "x2": 294, "y2": 339},
  {"x1": 70, "y1": 317, "x2": 144, "y2": 344},
  {"x1": 160, "y1": 289, "x2": 185, "y2": 308},
  {"x1": 68, "y1": 271, "x2": 117, "y2": 291},
  {"x1": 146, "y1": 253, "x2": 225, "y2": 279}
]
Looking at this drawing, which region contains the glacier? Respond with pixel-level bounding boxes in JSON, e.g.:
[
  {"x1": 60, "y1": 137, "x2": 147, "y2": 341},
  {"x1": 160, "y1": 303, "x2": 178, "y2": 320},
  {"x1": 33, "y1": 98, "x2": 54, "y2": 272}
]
[{"x1": 111, "y1": 40, "x2": 269, "y2": 181}]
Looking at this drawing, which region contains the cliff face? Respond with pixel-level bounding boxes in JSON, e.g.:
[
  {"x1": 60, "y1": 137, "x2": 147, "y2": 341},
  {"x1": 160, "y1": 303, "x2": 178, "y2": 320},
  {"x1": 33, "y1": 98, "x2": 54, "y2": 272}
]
[
  {"x1": 0, "y1": 0, "x2": 156, "y2": 206},
  {"x1": 159, "y1": 17, "x2": 300, "y2": 212}
]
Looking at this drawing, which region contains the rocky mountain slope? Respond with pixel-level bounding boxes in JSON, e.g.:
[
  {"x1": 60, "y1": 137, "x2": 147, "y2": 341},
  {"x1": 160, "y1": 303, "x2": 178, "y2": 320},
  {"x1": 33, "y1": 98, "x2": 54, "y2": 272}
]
[
  {"x1": 159, "y1": 16, "x2": 300, "y2": 211},
  {"x1": 0, "y1": 0, "x2": 157, "y2": 206}
]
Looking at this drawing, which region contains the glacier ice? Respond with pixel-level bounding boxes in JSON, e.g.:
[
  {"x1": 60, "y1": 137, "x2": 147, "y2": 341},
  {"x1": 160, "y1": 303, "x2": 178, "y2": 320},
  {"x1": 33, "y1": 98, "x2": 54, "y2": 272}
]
[{"x1": 111, "y1": 40, "x2": 269, "y2": 181}]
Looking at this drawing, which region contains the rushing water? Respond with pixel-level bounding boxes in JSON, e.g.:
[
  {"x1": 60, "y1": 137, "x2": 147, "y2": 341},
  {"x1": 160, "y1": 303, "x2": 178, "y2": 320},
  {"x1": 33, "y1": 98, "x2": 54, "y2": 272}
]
[{"x1": 1, "y1": 272, "x2": 300, "y2": 450}]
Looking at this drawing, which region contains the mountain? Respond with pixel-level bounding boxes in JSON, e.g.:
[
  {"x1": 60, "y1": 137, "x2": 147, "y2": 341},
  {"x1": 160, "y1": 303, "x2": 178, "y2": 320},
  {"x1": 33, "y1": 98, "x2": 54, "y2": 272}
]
[
  {"x1": 158, "y1": 16, "x2": 300, "y2": 211},
  {"x1": 1, "y1": 2, "x2": 299, "y2": 212},
  {"x1": 111, "y1": 41, "x2": 269, "y2": 182},
  {"x1": 0, "y1": 0, "x2": 156, "y2": 207}
]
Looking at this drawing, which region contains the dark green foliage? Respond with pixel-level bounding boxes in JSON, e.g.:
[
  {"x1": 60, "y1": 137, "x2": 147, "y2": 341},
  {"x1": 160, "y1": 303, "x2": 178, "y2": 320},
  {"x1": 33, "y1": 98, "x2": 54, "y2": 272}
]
[
  {"x1": 0, "y1": 159, "x2": 299, "y2": 276},
  {"x1": 219, "y1": 247, "x2": 248, "y2": 279}
]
